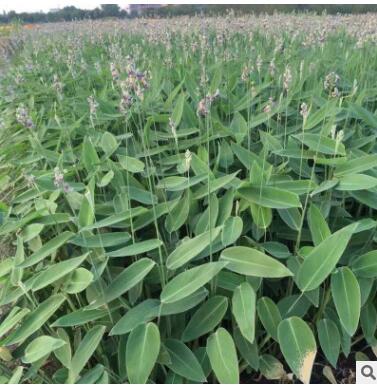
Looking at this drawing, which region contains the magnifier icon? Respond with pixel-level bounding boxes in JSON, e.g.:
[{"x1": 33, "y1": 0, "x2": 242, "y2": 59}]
[{"x1": 362, "y1": 365, "x2": 376, "y2": 380}]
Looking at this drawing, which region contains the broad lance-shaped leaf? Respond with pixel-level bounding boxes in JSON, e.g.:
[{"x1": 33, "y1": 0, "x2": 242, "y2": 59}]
[
  {"x1": 0, "y1": 307, "x2": 30, "y2": 339},
  {"x1": 87, "y1": 258, "x2": 155, "y2": 309},
  {"x1": 19, "y1": 231, "x2": 74, "y2": 268},
  {"x1": 259, "y1": 354, "x2": 285, "y2": 380},
  {"x1": 22, "y1": 336, "x2": 66, "y2": 363},
  {"x1": 351, "y1": 250, "x2": 377, "y2": 278},
  {"x1": 317, "y1": 319, "x2": 340, "y2": 368},
  {"x1": 257, "y1": 297, "x2": 282, "y2": 342},
  {"x1": 165, "y1": 339, "x2": 206, "y2": 382},
  {"x1": 32, "y1": 253, "x2": 89, "y2": 291},
  {"x1": 238, "y1": 185, "x2": 301, "y2": 209},
  {"x1": 220, "y1": 246, "x2": 293, "y2": 278},
  {"x1": 166, "y1": 227, "x2": 222, "y2": 270},
  {"x1": 165, "y1": 190, "x2": 190, "y2": 233},
  {"x1": 360, "y1": 301, "x2": 377, "y2": 343},
  {"x1": 68, "y1": 325, "x2": 106, "y2": 383},
  {"x1": 70, "y1": 232, "x2": 130, "y2": 248},
  {"x1": 160, "y1": 262, "x2": 227, "y2": 304},
  {"x1": 222, "y1": 216, "x2": 243, "y2": 246},
  {"x1": 126, "y1": 323, "x2": 160, "y2": 384},
  {"x1": 331, "y1": 267, "x2": 361, "y2": 336},
  {"x1": 2, "y1": 294, "x2": 65, "y2": 346},
  {"x1": 193, "y1": 172, "x2": 239, "y2": 199},
  {"x1": 250, "y1": 203, "x2": 272, "y2": 230},
  {"x1": 77, "y1": 364, "x2": 105, "y2": 384},
  {"x1": 293, "y1": 133, "x2": 346, "y2": 155},
  {"x1": 171, "y1": 92, "x2": 185, "y2": 128},
  {"x1": 336, "y1": 174, "x2": 377, "y2": 191},
  {"x1": 296, "y1": 223, "x2": 357, "y2": 292},
  {"x1": 110, "y1": 299, "x2": 160, "y2": 335},
  {"x1": 160, "y1": 288, "x2": 208, "y2": 316},
  {"x1": 335, "y1": 154, "x2": 377, "y2": 176},
  {"x1": 118, "y1": 155, "x2": 145, "y2": 173},
  {"x1": 182, "y1": 296, "x2": 228, "y2": 342},
  {"x1": 233, "y1": 328, "x2": 259, "y2": 371},
  {"x1": 82, "y1": 207, "x2": 146, "y2": 231},
  {"x1": 232, "y1": 282, "x2": 255, "y2": 344},
  {"x1": 278, "y1": 317, "x2": 317, "y2": 384},
  {"x1": 207, "y1": 327, "x2": 239, "y2": 384},
  {"x1": 52, "y1": 309, "x2": 109, "y2": 327},
  {"x1": 54, "y1": 328, "x2": 71, "y2": 369},
  {"x1": 8, "y1": 366, "x2": 23, "y2": 384},
  {"x1": 307, "y1": 204, "x2": 331, "y2": 246},
  {"x1": 106, "y1": 239, "x2": 162, "y2": 258},
  {"x1": 64, "y1": 268, "x2": 93, "y2": 294}
]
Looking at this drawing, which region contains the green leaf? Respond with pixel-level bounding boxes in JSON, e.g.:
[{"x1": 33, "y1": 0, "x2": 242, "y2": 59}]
[
  {"x1": 257, "y1": 297, "x2": 282, "y2": 341},
  {"x1": 220, "y1": 246, "x2": 293, "y2": 278},
  {"x1": 82, "y1": 137, "x2": 100, "y2": 173},
  {"x1": 19, "y1": 231, "x2": 74, "y2": 268},
  {"x1": 250, "y1": 204, "x2": 272, "y2": 229},
  {"x1": 317, "y1": 319, "x2": 340, "y2": 368},
  {"x1": 0, "y1": 307, "x2": 30, "y2": 339},
  {"x1": 293, "y1": 133, "x2": 345, "y2": 155},
  {"x1": 20, "y1": 223, "x2": 44, "y2": 242},
  {"x1": 77, "y1": 364, "x2": 105, "y2": 384},
  {"x1": 239, "y1": 185, "x2": 301, "y2": 209},
  {"x1": 165, "y1": 191, "x2": 190, "y2": 233},
  {"x1": 260, "y1": 354, "x2": 285, "y2": 380},
  {"x1": 160, "y1": 288, "x2": 208, "y2": 316},
  {"x1": 360, "y1": 301, "x2": 377, "y2": 343},
  {"x1": 126, "y1": 323, "x2": 160, "y2": 384},
  {"x1": 221, "y1": 216, "x2": 243, "y2": 246},
  {"x1": 3, "y1": 295, "x2": 65, "y2": 346},
  {"x1": 82, "y1": 207, "x2": 146, "y2": 231},
  {"x1": 165, "y1": 339, "x2": 206, "y2": 382},
  {"x1": 166, "y1": 227, "x2": 222, "y2": 270},
  {"x1": 32, "y1": 253, "x2": 89, "y2": 291},
  {"x1": 23, "y1": 336, "x2": 66, "y2": 364},
  {"x1": 182, "y1": 296, "x2": 228, "y2": 342},
  {"x1": 101, "y1": 131, "x2": 119, "y2": 157},
  {"x1": 233, "y1": 328, "x2": 259, "y2": 370},
  {"x1": 97, "y1": 170, "x2": 114, "y2": 187},
  {"x1": 296, "y1": 223, "x2": 357, "y2": 291},
  {"x1": 161, "y1": 262, "x2": 226, "y2": 304},
  {"x1": 107, "y1": 239, "x2": 162, "y2": 257},
  {"x1": 307, "y1": 204, "x2": 331, "y2": 246},
  {"x1": 207, "y1": 327, "x2": 239, "y2": 384},
  {"x1": 54, "y1": 328, "x2": 72, "y2": 369},
  {"x1": 335, "y1": 154, "x2": 377, "y2": 176},
  {"x1": 68, "y1": 325, "x2": 106, "y2": 383},
  {"x1": 70, "y1": 232, "x2": 130, "y2": 248},
  {"x1": 52, "y1": 309, "x2": 109, "y2": 327},
  {"x1": 336, "y1": 174, "x2": 377, "y2": 191},
  {"x1": 277, "y1": 208, "x2": 301, "y2": 231},
  {"x1": 352, "y1": 250, "x2": 377, "y2": 278},
  {"x1": 118, "y1": 155, "x2": 145, "y2": 173},
  {"x1": 8, "y1": 366, "x2": 23, "y2": 384},
  {"x1": 278, "y1": 317, "x2": 317, "y2": 384},
  {"x1": 194, "y1": 172, "x2": 239, "y2": 200},
  {"x1": 331, "y1": 267, "x2": 361, "y2": 336},
  {"x1": 230, "y1": 111, "x2": 248, "y2": 143},
  {"x1": 63, "y1": 268, "x2": 93, "y2": 294},
  {"x1": 78, "y1": 192, "x2": 94, "y2": 229},
  {"x1": 232, "y1": 282, "x2": 255, "y2": 344},
  {"x1": 171, "y1": 93, "x2": 185, "y2": 128},
  {"x1": 88, "y1": 258, "x2": 155, "y2": 308},
  {"x1": 110, "y1": 299, "x2": 160, "y2": 335}
]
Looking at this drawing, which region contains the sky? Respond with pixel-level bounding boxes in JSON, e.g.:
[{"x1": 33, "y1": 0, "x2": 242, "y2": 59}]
[{"x1": 0, "y1": 1, "x2": 108, "y2": 13}]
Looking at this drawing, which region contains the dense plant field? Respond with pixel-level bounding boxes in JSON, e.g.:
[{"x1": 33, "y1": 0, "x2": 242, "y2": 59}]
[{"x1": 1, "y1": 13, "x2": 377, "y2": 384}]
